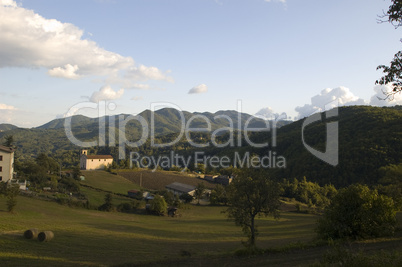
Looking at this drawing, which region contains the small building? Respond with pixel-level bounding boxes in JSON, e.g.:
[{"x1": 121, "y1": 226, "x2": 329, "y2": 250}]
[
  {"x1": 0, "y1": 145, "x2": 15, "y2": 183},
  {"x1": 165, "y1": 182, "x2": 196, "y2": 196},
  {"x1": 215, "y1": 175, "x2": 233, "y2": 185},
  {"x1": 204, "y1": 175, "x2": 218, "y2": 182},
  {"x1": 80, "y1": 150, "x2": 113, "y2": 170}
]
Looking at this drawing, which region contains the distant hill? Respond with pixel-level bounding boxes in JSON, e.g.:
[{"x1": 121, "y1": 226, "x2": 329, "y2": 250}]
[
  {"x1": 36, "y1": 115, "x2": 98, "y2": 130},
  {"x1": 1, "y1": 105, "x2": 400, "y2": 188},
  {"x1": 0, "y1": 108, "x2": 286, "y2": 160},
  {"x1": 0, "y1": 123, "x2": 18, "y2": 132}
]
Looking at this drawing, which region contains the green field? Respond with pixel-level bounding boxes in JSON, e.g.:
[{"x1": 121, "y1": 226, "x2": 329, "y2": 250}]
[
  {"x1": 0, "y1": 171, "x2": 401, "y2": 266},
  {"x1": 0, "y1": 195, "x2": 319, "y2": 266},
  {"x1": 79, "y1": 171, "x2": 140, "y2": 208},
  {"x1": 81, "y1": 171, "x2": 141, "y2": 195}
]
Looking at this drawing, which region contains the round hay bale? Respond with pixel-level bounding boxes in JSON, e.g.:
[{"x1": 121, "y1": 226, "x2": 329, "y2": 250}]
[
  {"x1": 38, "y1": 231, "x2": 54, "y2": 242},
  {"x1": 23, "y1": 229, "x2": 39, "y2": 239}
]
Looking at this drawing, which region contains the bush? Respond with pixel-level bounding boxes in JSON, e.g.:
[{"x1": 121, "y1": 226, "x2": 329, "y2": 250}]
[
  {"x1": 316, "y1": 184, "x2": 397, "y2": 240},
  {"x1": 179, "y1": 193, "x2": 193, "y2": 203},
  {"x1": 117, "y1": 200, "x2": 141, "y2": 213},
  {"x1": 149, "y1": 195, "x2": 167, "y2": 215},
  {"x1": 98, "y1": 193, "x2": 114, "y2": 212}
]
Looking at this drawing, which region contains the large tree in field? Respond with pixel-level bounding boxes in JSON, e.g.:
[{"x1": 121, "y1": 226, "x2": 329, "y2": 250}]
[
  {"x1": 226, "y1": 170, "x2": 280, "y2": 249},
  {"x1": 376, "y1": 0, "x2": 402, "y2": 98}
]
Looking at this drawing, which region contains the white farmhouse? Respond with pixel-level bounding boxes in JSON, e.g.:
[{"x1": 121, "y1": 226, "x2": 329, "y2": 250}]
[
  {"x1": 0, "y1": 145, "x2": 15, "y2": 183},
  {"x1": 80, "y1": 150, "x2": 113, "y2": 170}
]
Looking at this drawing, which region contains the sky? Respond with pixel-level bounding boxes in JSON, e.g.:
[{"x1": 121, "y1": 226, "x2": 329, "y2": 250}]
[{"x1": 0, "y1": 0, "x2": 402, "y2": 127}]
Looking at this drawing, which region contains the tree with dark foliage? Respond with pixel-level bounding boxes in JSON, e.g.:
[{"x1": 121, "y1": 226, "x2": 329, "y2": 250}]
[{"x1": 376, "y1": 0, "x2": 402, "y2": 99}]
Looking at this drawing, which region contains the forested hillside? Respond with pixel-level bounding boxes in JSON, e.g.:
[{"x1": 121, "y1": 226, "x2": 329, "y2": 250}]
[
  {"x1": 256, "y1": 106, "x2": 402, "y2": 187},
  {"x1": 1, "y1": 106, "x2": 400, "y2": 188}
]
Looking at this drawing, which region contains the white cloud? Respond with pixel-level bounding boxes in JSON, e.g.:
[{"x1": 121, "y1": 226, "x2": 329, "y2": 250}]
[
  {"x1": 0, "y1": 103, "x2": 17, "y2": 110},
  {"x1": 295, "y1": 86, "x2": 366, "y2": 119},
  {"x1": 188, "y1": 84, "x2": 208, "y2": 94},
  {"x1": 255, "y1": 107, "x2": 288, "y2": 120},
  {"x1": 89, "y1": 85, "x2": 124, "y2": 103},
  {"x1": 255, "y1": 107, "x2": 275, "y2": 119},
  {"x1": 369, "y1": 84, "x2": 402, "y2": 106},
  {"x1": 0, "y1": 0, "x2": 17, "y2": 7},
  {"x1": 125, "y1": 65, "x2": 174, "y2": 83},
  {"x1": 0, "y1": 1, "x2": 172, "y2": 86},
  {"x1": 264, "y1": 0, "x2": 286, "y2": 3},
  {"x1": 48, "y1": 64, "x2": 80, "y2": 79}
]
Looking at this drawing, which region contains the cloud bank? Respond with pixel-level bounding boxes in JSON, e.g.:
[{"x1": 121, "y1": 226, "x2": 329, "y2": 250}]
[
  {"x1": 295, "y1": 86, "x2": 366, "y2": 119},
  {"x1": 188, "y1": 84, "x2": 208, "y2": 94},
  {"x1": 0, "y1": 103, "x2": 17, "y2": 110},
  {"x1": 89, "y1": 86, "x2": 124, "y2": 102},
  {"x1": 0, "y1": 0, "x2": 173, "y2": 88}
]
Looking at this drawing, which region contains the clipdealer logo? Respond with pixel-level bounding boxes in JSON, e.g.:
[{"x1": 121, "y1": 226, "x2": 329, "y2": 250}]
[{"x1": 63, "y1": 100, "x2": 338, "y2": 169}]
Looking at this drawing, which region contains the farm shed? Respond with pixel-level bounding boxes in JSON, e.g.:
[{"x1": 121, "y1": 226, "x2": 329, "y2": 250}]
[
  {"x1": 215, "y1": 175, "x2": 232, "y2": 185},
  {"x1": 165, "y1": 182, "x2": 196, "y2": 196},
  {"x1": 204, "y1": 175, "x2": 218, "y2": 182}
]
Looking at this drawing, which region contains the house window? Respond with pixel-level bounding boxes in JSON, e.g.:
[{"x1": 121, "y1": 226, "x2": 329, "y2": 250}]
[
  {"x1": 0, "y1": 155, "x2": 2, "y2": 161},
  {"x1": 0, "y1": 167, "x2": 2, "y2": 172},
  {"x1": 0, "y1": 177, "x2": 2, "y2": 181}
]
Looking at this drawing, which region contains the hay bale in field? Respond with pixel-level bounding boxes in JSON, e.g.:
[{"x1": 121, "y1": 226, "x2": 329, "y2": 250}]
[
  {"x1": 38, "y1": 231, "x2": 54, "y2": 242},
  {"x1": 23, "y1": 228, "x2": 39, "y2": 239}
]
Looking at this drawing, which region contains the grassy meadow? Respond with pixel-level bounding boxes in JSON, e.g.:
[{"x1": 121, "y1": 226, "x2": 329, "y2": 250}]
[
  {"x1": 0, "y1": 171, "x2": 401, "y2": 266},
  {"x1": 0, "y1": 195, "x2": 318, "y2": 266}
]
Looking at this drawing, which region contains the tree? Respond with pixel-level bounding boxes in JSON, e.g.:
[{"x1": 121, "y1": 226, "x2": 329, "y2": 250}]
[
  {"x1": 376, "y1": 0, "x2": 402, "y2": 98},
  {"x1": 99, "y1": 193, "x2": 113, "y2": 212},
  {"x1": 0, "y1": 183, "x2": 20, "y2": 213},
  {"x1": 149, "y1": 195, "x2": 167, "y2": 215},
  {"x1": 72, "y1": 165, "x2": 81, "y2": 180},
  {"x1": 209, "y1": 184, "x2": 228, "y2": 205},
  {"x1": 316, "y1": 184, "x2": 397, "y2": 240},
  {"x1": 179, "y1": 193, "x2": 193, "y2": 203},
  {"x1": 226, "y1": 170, "x2": 280, "y2": 249},
  {"x1": 3, "y1": 135, "x2": 14, "y2": 147},
  {"x1": 194, "y1": 183, "x2": 206, "y2": 205}
]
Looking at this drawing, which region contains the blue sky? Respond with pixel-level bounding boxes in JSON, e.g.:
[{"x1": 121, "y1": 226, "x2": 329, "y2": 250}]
[{"x1": 0, "y1": 0, "x2": 401, "y2": 127}]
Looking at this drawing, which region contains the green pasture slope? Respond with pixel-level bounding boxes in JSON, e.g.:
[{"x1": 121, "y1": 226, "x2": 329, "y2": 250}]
[
  {"x1": 79, "y1": 171, "x2": 141, "y2": 208},
  {"x1": 1, "y1": 171, "x2": 401, "y2": 266},
  {"x1": 0, "y1": 196, "x2": 318, "y2": 266},
  {"x1": 80, "y1": 171, "x2": 141, "y2": 195}
]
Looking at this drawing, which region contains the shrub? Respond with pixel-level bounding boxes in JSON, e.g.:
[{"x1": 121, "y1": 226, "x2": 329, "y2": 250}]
[
  {"x1": 98, "y1": 193, "x2": 114, "y2": 212},
  {"x1": 179, "y1": 193, "x2": 193, "y2": 203},
  {"x1": 117, "y1": 200, "x2": 141, "y2": 213},
  {"x1": 316, "y1": 184, "x2": 397, "y2": 240},
  {"x1": 149, "y1": 195, "x2": 167, "y2": 215}
]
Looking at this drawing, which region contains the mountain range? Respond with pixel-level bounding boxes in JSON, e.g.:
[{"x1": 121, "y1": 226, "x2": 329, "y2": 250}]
[{"x1": 0, "y1": 106, "x2": 401, "y2": 188}]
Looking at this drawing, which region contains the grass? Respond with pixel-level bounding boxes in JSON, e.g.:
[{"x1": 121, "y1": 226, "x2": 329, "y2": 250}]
[
  {"x1": 80, "y1": 171, "x2": 140, "y2": 194},
  {"x1": 1, "y1": 171, "x2": 401, "y2": 266},
  {"x1": 118, "y1": 169, "x2": 216, "y2": 191},
  {"x1": 0, "y1": 195, "x2": 319, "y2": 266},
  {"x1": 78, "y1": 171, "x2": 141, "y2": 208}
]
